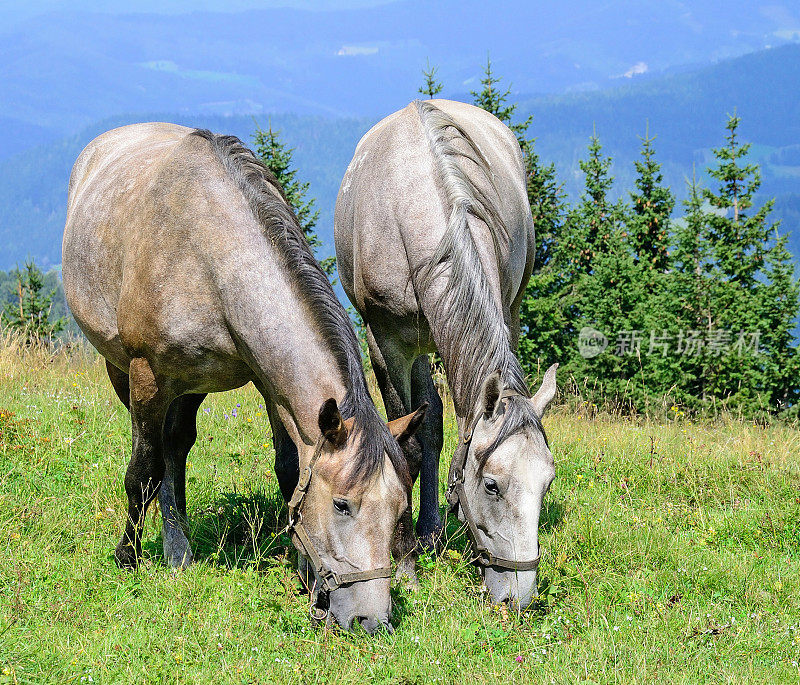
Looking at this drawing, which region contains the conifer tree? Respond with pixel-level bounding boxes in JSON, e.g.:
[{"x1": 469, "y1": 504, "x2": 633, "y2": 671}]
[
  {"x1": 517, "y1": 151, "x2": 567, "y2": 374},
  {"x1": 561, "y1": 135, "x2": 646, "y2": 405},
  {"x1": 698, "y1": 114, "x2": 788, "y2": 412},
  {"x1": 1, "y1": 261, "x2": 65, "y2": 343},
  {"x1": 470, "y1": 56, "x2": 531, "y2": 144},
  {"x1": 759, "y1": 233, "x2": 800, "y2": 414},
  {"x1": 562, "y1": 133, "x2": 618, "y2": 276},
  {"x1": 418, "y1": 59, "x2": 443, "y2": 99},
  {"x1": 703, "y1": 114, "x2": 770, "y2": 286},
  {"x1": 469, "y1": 59, "x2": 566, "y2": 375},
  {"x1": 629, "y1": 126, "x2": 673, "y2": 272},
  {"x1": 252, "y1": 123, "x2": 336, "y2": 279},
  {"x1": 663, "y1": 114, "x2": 800, "y2": 416},
  {"x1": 657, "y1": 173, "x2": 711, "y2": 408}
]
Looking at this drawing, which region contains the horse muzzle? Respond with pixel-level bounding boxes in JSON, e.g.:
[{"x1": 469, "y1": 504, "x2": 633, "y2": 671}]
[{"x1": 483, "y1": 566, "x2": 538, "y2": 613}]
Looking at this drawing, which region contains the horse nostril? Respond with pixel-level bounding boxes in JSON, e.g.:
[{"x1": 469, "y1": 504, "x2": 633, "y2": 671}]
[
  {"x1": 355, "y1": 615, "x2": 393, "y2": 634},
  {"x1": 492, "y1": 590, "x2": 511, "y2": 605}
]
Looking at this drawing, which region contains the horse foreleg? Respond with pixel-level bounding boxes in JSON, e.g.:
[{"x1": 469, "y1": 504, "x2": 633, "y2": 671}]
[
  {"x1": 115, "y1": 357, "x2": 174, "y2": 569},
  {"x1": 411, "y1": 355, "x2": 444, "y2": 550},
  {"x1": 365, "y1": 325, "x2": 419, "y2": 587},
  {"x1": 261, "y1": 395, "x2": 299, "y2": 504}
]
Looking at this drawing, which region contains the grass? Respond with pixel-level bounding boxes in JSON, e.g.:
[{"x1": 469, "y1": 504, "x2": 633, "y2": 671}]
[{"x1": 1, "y1": 339, "x2": 799, "y2": 683}]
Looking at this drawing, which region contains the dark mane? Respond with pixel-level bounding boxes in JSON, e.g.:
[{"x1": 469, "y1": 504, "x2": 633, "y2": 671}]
[{"x1": 191, "y1": 129, "x2": 406, "y2": 487}]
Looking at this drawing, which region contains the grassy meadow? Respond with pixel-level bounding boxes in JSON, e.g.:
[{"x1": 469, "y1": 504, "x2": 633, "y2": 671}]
[{"x1": 1, "y1": 338, "x2": 799, "y2": 683}]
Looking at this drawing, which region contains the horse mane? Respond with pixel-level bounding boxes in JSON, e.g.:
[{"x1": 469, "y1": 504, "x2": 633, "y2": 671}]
[
  {"x1": 190, "y1": 129, "x2": 407, "y2": 488},
  {"x1": 412, "y1": 100, "x2": 530, "y2": 415},
  {"x1": 474, "y1": 395, "x2": 548, "y2": 469}
]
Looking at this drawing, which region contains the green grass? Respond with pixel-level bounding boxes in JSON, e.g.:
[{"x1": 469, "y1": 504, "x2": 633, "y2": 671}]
[{"x1": 1, "y1": 341, "x2": 799, "y2": 683}]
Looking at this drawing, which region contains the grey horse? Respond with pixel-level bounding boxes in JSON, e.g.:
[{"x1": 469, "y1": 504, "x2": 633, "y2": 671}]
[
  {"x1": 335, "y1": 100, "x2": 557, "y2": 611},
  {"x1": 63, "y1": 123, "x2": 426, "y2": 633}
]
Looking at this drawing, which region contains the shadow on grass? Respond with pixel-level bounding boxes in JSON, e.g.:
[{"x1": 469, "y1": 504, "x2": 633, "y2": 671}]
[
  {"x1": 143, "y1": 488, "x2": 295, "y2": 571},
  {"x1": 539, "y1": 498, "x2": 565, "y2": 533}
]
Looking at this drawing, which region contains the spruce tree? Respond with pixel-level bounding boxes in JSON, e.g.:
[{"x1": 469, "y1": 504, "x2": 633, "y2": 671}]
[
  {"x1": 252, "y1": 123, "x2": 336, "y2": 279},
  {"x1": 562, "y1": 133, "x2": 617, "y2": 276},
  {"x1": 759, "y1": 233, "x2": 800, "y2": 414},
  {"x1": 629, "y1": 126, "x2": 674, "y2": 272},
  {"x1": 561, "y1": 135, "x2": 645, "y2": 407},
  {"x1": 468, "y1": 59, "x2": 566, "y2": 376},
  {"x1": 703, "y1": 114, "x2": 770, "y2": 286},
  {"x1": 418, "y1": 59, "x2": 443, "y2": 99},
  {"x1": 470, "y1": 56, "x2": 531, "y2": 145},
  {"x1": 1, "y1": 261, "x2": 65, "y2": 343},
  {"x1": 658, "y1": 172, "x2": 711, "y2": 409},
  {"x1": 517, "y1": 152, "x2": 566, "y2": 374},
  {"x1": 664, "y1": 114, "x2": 800, "y2": 417},
  {"x1": 700, "y1": 114, "x2": 785, "y2": 412}
]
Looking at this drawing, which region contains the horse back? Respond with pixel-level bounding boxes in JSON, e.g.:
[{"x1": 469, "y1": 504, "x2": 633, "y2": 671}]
[
  {"x1": 336, "y1": 100, "x2": 533, "y2": 347},
  {"x1": 63, "y1": 123, "x2": 260, "y2": 388}
]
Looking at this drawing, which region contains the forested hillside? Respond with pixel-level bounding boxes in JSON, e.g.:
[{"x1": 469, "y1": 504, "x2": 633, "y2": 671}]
[
  {"x1": 1, "y1": 44, "x2": 799, "y2": 270},
  {"x1": 2, "y1": 0, "x2": 794, "y2": 138},
  {"x1": 0, "y1": 114, "x2": 372, "y2": 270}
]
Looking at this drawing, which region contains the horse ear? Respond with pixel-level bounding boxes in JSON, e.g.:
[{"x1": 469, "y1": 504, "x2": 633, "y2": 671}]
[
  {"x1": 388, "y1": 403, "x2": 428, "y2": 444},
  {"x1": 531, "y1": 363, "x2": 558, "y2": 417},
  {"x1": 479, "y1": 371, "x2": 503, "y2": 420},
  {"x1": 318, "y1": 398, "x2": 347, "y2": 447}
]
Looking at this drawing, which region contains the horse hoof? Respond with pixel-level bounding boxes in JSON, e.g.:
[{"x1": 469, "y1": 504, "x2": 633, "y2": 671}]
[
  {"x1": 394, "y1": 563, "x2": 420, "y2": 591},
  {"x1": 415, "y1": 526, "x2": 444, "y2": 554},
  {"x1": 165, "y1": 545, "x2": 194, "y2": 570},
  {"x1": 163, "y1": 532, "x2": 194, "y2": 569},
  {"x1": 114, "y1": 542, "x2": 139, "y2": 569}
]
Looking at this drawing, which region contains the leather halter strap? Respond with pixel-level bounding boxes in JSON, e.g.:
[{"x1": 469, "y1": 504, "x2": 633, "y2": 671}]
[
  {"x1": 446, "y1": 389, "x2": 542, "y2": 572},
  {"x1": 287, "y1": 438, "x2": 392, "y2": 594}
]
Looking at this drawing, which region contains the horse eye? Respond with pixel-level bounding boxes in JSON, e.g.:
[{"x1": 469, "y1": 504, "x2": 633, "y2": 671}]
[
  {"x1": 483, "y1": 478, "x2": 499, "y2": 496},
  {"x1": 333, "y1": 498, "x2": 351, "y2": 516}
]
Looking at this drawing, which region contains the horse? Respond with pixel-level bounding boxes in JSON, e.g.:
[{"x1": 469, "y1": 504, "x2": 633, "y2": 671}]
[
  {"x1": 334, "y1": 99, "x2": 557, "y2": 611},
  {"x1": 62, "y1": 123, "x2": 426, "y2": 633}
]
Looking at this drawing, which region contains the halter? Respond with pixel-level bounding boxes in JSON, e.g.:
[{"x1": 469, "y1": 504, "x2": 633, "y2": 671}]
[
  {"x1": 445, "y1": 390, "x2": 542, "y2": 572},
  {"x1": 286, "y1": 437, "x2": 392, "y2": 611}
]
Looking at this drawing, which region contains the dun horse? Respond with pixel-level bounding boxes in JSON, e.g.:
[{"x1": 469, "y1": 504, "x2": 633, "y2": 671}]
[
  {"x1": 63, "y1": 123, "x2": 425, "y2": 633},
  {"x1": 335, "y1": 100, "x2": 557, "y2": 611}
]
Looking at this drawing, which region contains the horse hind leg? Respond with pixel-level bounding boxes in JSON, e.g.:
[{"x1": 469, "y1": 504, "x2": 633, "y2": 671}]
[
  {"x1": 159, "y1": 393, "x2": 206, "y2": 569},
  {"x1": 115, "y1": 357, "x2": 175, "y2": 569}
]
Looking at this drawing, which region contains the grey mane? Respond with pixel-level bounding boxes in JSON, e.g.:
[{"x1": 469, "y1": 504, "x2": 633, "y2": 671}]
[
  {"x1": 412, "y1": 101, "x2": 530, "y2": 414},
  {"x1": 191, "y1": 129, "x2": 407, "y2": 487},
  {"x1": 474, "y1": 396, "x2": 547, "y2": 469}
]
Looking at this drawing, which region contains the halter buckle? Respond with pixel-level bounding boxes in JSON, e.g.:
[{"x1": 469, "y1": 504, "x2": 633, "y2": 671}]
[
  {"x1": 318, "y1": 568, "x2": 341, "y2": 593},
  {"x1": 476, "y1": 550, "x2": 494, "y2": 567},
  {"x1": 310, "y1": 604, "x2": 328, "y2": 623}
]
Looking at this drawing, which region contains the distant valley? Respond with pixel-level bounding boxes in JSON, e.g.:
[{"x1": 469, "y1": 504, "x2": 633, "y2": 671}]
[{"x1": 2, "y1": 44, "x2": 799, "y2": 272}]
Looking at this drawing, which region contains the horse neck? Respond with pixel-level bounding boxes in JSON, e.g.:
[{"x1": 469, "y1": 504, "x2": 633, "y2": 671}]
[{"x1": 222, "y1": 272, "x2": 356, "y2": 450}]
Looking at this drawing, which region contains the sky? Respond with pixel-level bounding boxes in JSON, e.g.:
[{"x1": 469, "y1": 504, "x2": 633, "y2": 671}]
[{"x1": 0, "y1": 0, "x2": 394, "y2": 25}]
